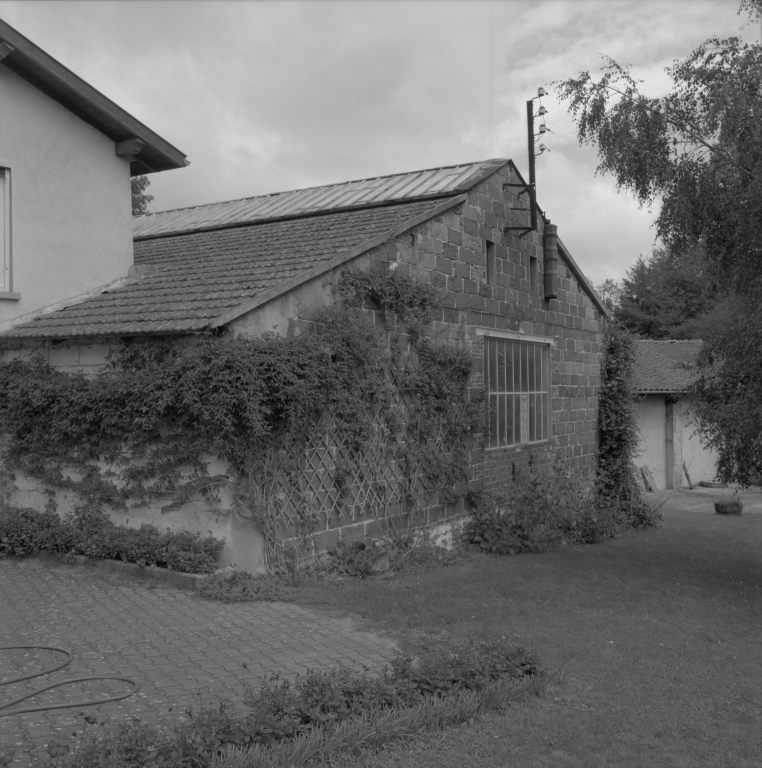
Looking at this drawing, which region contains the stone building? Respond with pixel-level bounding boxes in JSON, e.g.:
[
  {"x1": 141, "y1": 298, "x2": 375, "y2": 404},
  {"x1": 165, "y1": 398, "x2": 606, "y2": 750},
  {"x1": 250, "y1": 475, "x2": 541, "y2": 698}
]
[{"x1": 0, "y1": 159, "x2": 607, "y2": 571}]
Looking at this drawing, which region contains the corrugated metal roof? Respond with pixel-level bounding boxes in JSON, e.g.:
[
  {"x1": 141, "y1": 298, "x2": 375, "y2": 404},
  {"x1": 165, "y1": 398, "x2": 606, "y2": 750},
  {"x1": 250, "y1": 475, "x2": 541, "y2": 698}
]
[{"x1": 133, "y1": 159, "x2": 508, "y2": 238}]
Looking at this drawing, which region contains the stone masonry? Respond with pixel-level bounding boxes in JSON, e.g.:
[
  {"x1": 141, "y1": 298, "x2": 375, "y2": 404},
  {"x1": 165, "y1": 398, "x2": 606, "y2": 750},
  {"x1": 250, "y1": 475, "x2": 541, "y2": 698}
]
[
  {"x1": 337, "y1": 163, "x2": 603, "y2": 487},
  {"x1": 284, "y1": 163, "x2": 605, "y2": 549}
]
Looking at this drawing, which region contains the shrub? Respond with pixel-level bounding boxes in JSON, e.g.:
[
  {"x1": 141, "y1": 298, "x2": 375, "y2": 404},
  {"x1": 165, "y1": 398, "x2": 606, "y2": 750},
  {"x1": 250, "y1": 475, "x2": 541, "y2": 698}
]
[
  {"x1": 326, "y1": 538, "x2": 393, "y2": 577},
  {"x1": 0, "y1": 505, "x2": 223, "y2": 574},
  {"x1": 0, "y1": 506, "x2": 63, "y2": 557},
  {"x1": 65, "y1": 638, "x2": 540, "y2": 767},
  {"x1": 463, "y1": 455, "x2": 654, "y2": 556}
]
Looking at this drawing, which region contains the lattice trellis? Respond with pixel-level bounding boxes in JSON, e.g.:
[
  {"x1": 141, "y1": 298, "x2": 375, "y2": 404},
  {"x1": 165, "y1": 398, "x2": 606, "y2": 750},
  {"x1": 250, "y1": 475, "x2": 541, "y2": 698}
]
[{"x1": 262, "y1": 387, "x2": 470, "y2": 539}]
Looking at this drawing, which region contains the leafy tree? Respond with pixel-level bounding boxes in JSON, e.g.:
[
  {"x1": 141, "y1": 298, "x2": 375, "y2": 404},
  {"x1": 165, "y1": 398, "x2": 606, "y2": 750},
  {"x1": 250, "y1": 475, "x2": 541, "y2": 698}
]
[
  {"x1": 556, "y1": 1, "x2": 762, "y2": 484},
  {"x1": 131, "y1": 175, "x2": 154, "y2": 215},
  {"x1": 593, "y1": 278, "x2": 622, "y2": 313},
  {"x1": 691, "y1": 298, "x2": 762, "y2": 486},
  {"x1": 555, "y1": 4, "x2": 762, "y2": 293},
  {"x1": 615, "y1": 246, "x2": 720, "y2": 339}
]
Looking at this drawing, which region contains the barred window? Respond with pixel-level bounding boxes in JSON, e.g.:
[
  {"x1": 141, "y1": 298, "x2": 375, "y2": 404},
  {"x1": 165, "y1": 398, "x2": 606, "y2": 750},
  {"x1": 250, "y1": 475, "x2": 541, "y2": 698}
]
[{"x1": 484, "y1": 336, "x2": 550, "y2": 448}]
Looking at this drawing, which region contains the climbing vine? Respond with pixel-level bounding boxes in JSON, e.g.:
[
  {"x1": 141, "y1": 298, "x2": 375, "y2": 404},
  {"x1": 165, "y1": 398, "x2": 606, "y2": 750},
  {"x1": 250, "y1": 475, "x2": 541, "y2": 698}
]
[
  {"x1": 0, "y1": 269, "x2": 479, "y2": 569},
  {"x1": 597, "y1": 321, "x2": 654, "y2": 527}
]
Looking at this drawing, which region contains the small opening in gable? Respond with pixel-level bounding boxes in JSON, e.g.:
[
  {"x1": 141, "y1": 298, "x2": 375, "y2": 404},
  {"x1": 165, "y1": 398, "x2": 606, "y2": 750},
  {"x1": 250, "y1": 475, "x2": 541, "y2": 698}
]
[{"x1": 486, "y1": 240, "x2": 496, "y2": 285}]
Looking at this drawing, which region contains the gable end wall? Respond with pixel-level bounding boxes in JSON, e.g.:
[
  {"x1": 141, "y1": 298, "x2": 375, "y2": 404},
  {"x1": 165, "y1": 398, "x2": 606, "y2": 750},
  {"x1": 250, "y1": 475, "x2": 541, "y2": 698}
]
[{"x1": 232, "y1": 163, "x2": 605, "y2": 497}]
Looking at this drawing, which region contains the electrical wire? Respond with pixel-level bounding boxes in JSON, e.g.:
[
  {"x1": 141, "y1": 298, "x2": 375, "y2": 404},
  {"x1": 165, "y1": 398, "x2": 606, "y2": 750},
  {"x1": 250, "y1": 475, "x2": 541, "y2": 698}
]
[{"x1": 0, "y1": 645, "x2": 139, "y2": 717}]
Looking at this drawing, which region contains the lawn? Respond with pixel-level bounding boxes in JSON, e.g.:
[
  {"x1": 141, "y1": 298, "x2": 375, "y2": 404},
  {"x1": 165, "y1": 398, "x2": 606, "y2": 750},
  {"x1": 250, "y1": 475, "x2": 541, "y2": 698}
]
[{"x1": 293, "y1": 492, "x2": 762, "y2": 768}]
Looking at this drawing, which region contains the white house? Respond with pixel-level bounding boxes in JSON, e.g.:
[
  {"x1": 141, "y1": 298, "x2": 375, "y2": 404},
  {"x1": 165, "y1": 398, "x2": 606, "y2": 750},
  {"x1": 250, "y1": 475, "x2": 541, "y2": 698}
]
[
  {"x1": 633, "y1": 339, "x2": 719, "y2": 490},
  {"x1": 0, "y1": 18, "x2": 188, "y2": 331}
]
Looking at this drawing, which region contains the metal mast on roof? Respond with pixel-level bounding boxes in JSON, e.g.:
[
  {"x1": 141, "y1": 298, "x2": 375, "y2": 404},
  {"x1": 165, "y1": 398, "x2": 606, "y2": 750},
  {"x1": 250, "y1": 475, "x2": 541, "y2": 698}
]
[{"x1": 504, "y1": 88, "x2": 551, "y2": 237}]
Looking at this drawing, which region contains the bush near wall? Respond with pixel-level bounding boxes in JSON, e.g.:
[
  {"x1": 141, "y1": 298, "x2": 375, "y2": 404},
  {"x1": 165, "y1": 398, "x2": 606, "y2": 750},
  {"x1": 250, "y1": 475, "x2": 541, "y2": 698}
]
[
  {"x1": 0, "y1": 505, "x2": 223, "y2": 574},
  {"x1": 465, "y1": 322, "x2": 659, "y2": 556}
]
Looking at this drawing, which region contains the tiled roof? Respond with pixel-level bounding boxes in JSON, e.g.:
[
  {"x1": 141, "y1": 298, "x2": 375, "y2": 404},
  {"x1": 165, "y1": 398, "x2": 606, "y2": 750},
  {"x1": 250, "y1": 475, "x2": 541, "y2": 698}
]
[
  {"x1": 1, "y1": 198, "x2": 458, "y2": 339},
  {"x1": 133, "y1": 159, "x2": 508, "y2": 238},
  {"x1": 633, "y1": 340, "x2": 703, "y2": 393}
]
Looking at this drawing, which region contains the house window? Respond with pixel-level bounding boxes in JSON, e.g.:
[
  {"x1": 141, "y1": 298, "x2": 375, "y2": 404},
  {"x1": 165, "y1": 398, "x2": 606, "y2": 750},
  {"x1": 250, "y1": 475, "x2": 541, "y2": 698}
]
[
  {"x1": 484, "y1": 335, "x2": 550, "y2": 448},
  {"x1": 0, "y1": 167, "x2": 9, "y2": 293}
]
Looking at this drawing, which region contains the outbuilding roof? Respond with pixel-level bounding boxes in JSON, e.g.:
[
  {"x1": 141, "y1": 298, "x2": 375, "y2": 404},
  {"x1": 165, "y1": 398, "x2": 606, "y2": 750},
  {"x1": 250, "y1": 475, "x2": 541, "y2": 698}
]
[
  {"x1": 2, "y1": 197, "x2": 460, "y2": 339},
  {"x1": 133, "y1": 159, "x2": 508, "y2": 238},
  {"x1": 0, "y1": 19, "x2": 188, "y2": 175},
  {"x1": 0, "y1": 157, "x2": 606, "y2": 341},
  {"x1": 633, "y1": 339, "x2": 703, "y2": 394}
]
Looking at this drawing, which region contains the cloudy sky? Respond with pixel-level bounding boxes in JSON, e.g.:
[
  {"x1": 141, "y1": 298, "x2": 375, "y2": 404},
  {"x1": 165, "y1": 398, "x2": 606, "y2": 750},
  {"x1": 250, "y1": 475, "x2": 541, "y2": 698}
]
[{"x1": 0, "y1": 0, "x2": 756, "y2": 283}]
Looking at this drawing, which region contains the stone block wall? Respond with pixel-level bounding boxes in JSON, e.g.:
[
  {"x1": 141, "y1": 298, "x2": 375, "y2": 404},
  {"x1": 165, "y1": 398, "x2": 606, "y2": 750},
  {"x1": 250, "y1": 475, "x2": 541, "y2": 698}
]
[{"x1": 331, "y1": 163, "x2": 605, "y2": 499}]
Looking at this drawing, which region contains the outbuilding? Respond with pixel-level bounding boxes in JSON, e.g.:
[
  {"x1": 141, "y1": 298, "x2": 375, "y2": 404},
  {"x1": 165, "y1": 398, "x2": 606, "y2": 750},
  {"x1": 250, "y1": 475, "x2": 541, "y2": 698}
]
[
  {"x1": 633, "y1": 339, "x2": 719, "y2": 490},
  {"x1": 1, "y1": 157, "x2": 607, "y2": 570}
]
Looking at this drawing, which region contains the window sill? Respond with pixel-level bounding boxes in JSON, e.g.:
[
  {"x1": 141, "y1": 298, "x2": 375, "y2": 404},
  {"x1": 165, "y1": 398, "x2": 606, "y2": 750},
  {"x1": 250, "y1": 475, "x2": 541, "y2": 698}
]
[
  {"x1": 484, "y1": 439, "x2": 551, "y2": 452},
  {"x1": 0, "y1": 291, "x2": 20, "y2": 301}
]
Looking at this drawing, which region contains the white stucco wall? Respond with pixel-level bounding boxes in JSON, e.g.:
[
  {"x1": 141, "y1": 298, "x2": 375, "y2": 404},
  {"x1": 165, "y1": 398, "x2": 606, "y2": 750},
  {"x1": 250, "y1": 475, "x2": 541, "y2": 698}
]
[
  {"x1": 0, "y1": 65, "x2": 133, "y2": 325},
  {"x1": 678, "y1": 398, "x2": 719, "y2": 485},
  {"x1": 635, "y1": 394, "x2": 719, "y2": 490},
  {"x1": 635, "y1": 395, "x2": 667, "y2": 490},
  {"x1": 0, "y1": 340, "x2": 265, "y2": 574}
]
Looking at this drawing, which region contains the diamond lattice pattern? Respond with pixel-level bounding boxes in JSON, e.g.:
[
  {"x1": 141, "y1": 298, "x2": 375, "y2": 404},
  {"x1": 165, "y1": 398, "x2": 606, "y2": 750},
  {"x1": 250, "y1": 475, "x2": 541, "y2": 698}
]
[{"x1": 266, "y1": 389, "x2": 469, "y2": 535}]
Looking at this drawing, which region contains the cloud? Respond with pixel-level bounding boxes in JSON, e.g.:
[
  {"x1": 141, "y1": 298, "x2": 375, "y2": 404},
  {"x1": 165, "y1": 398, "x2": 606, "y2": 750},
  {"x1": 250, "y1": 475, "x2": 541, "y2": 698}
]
[{"x1": 0, "y1": 0, "x2": 752, "y2": 280}]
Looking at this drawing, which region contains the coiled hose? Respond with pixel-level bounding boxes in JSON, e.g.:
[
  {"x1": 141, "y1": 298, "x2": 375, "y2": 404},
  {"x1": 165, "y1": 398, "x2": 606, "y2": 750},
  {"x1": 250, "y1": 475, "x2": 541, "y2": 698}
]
[{"x1": 0, "y1": 646, "x2": 138, "y2": 716}]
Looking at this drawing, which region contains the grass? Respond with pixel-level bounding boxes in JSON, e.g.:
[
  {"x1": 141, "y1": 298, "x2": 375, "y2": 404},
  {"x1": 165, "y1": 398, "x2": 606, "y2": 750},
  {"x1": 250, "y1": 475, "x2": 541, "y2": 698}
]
[{"x1": 290, "y1": 493, "x2": 762, "y2": 768}]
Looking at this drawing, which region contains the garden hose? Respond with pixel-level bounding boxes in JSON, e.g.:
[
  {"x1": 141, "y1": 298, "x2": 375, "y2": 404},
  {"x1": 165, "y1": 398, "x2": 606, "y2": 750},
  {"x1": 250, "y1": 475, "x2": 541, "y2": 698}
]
[{"x1": 0, "y1": 646, "x2": 138, "y2": 717}]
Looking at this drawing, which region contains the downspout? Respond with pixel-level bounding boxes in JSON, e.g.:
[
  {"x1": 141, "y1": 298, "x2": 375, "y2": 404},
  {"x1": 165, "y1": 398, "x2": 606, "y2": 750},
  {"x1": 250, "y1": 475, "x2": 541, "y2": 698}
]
[
  {"x1": 665, "y1": 400, "x2": 675, "y2": 490},
  {"x1": 543, "y1": 221, "x2": 558, "y2": 300}
]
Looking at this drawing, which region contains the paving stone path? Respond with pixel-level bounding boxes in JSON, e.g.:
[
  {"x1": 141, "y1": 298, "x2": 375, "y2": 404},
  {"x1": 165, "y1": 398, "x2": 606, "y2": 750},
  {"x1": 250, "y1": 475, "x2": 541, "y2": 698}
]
[{"x1": 0, "y1": 559, "x2": 395, "y2": 766}]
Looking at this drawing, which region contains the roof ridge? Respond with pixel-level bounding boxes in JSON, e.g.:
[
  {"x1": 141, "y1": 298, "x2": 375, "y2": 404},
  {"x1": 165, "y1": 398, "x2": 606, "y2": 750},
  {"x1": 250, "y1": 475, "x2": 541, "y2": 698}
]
[
  {"x1": 133, "y1": 196, "x2": 463, "y2": 242},
  {"x1": 134, "y1": 158, "x2": 508, "y2": 221}
]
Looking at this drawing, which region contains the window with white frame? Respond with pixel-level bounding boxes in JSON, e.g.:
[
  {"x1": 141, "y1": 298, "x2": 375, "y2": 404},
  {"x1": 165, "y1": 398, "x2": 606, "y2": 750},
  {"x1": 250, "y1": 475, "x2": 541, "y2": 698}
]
[
  {"x1": 484, "y1": 335, "x2": 550, "y2": 448},
  {"x1": 0, "y1": 168, "x2": 10, "y2": 292}
]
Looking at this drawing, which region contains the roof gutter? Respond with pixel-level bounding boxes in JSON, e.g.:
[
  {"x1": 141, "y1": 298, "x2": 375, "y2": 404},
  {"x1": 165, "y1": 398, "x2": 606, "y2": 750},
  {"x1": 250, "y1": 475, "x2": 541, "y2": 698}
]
[{"x1": 0, "y1": 19, "x2": 189, "y2": 175}]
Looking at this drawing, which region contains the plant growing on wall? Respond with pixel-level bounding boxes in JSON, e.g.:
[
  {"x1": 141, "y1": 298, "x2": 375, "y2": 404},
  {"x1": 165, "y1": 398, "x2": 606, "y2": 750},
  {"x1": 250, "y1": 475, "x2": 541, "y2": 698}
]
[
  {"x1": 596, "y1": 321, "x2": 654, "y2": 527},
  {"x1": 0, "y1": 269, "x2": 479, "y2": 571}
]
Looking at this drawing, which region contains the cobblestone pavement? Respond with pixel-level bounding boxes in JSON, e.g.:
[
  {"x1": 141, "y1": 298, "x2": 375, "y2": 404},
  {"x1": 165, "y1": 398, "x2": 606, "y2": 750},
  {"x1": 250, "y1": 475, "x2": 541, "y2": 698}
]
[{"x1": 0, "y1": 559, "x2": 395, "y2": 765}]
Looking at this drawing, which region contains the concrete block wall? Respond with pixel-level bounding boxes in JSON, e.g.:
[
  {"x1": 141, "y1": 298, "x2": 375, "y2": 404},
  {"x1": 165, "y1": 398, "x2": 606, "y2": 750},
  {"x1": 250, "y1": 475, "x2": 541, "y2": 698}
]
[{"x1": 335, "y1": 163, "x2": 604, "y2": 500}]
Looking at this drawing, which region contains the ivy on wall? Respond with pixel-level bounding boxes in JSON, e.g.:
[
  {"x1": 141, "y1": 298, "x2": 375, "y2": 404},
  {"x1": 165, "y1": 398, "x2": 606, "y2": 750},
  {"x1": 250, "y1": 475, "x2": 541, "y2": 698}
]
[
  {"x1": 597, "y1": 321, "x2": 653, "y2": 525},
  {"x1": 0, "y1": 269, "x2": 480, "y2": 564}
]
